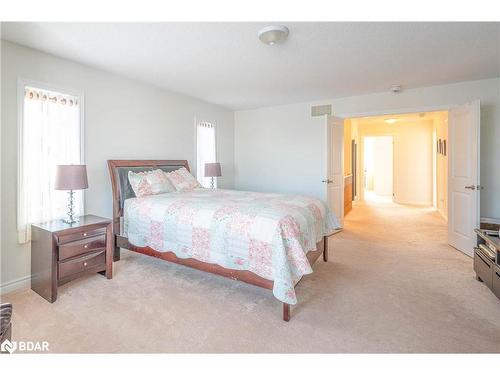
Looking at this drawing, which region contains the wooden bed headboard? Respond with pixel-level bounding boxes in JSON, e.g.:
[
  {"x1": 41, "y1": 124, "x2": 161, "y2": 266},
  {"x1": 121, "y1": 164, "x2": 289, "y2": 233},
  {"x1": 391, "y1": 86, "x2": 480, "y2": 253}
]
[{"x1": 107, "y1": 159, "x2": 189, "y2": 219}]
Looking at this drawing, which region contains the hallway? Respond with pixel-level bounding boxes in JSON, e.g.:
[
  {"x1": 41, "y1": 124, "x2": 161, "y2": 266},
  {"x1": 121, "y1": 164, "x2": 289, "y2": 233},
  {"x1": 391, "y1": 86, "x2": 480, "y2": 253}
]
[{"x1": 330, "y1": 200, "x2": 500, "y2": 352}]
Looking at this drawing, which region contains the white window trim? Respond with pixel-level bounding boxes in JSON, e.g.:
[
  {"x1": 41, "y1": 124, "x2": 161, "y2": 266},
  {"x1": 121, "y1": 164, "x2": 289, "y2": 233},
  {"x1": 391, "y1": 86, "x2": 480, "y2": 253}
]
[
  {"x1": 193, "y1": 117, "x2": 218, "y2": 184},
  {"x1": 17, "y1": 78, "x2": 85, "y2": 242}
]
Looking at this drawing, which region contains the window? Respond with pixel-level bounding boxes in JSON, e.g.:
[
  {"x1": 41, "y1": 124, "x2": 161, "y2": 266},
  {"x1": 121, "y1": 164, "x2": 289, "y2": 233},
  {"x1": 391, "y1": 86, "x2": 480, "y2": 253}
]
[
  {"x1": 196, "y1": 121, "x2": 217, "y2": 188},
  {"x1": 17, "y1": 84, "x2": 83, "y2": 243}
]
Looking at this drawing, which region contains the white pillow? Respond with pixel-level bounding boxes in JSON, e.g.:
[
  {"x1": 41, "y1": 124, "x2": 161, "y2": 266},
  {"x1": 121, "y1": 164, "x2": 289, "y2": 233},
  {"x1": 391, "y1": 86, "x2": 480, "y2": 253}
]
[
  {"x1": 164, "y1": 167, "x2": 202, "y2": 192},
  {"x1": 128, "y1": 169, "x2": 175, "y2": 198}
]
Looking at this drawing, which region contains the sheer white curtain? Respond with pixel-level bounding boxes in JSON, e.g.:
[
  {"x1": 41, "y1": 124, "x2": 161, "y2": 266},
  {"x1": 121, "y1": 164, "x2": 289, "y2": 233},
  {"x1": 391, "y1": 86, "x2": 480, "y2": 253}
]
[
  {"x1": 196, "y1": 122, "x2": 217, "y2": 188},
  {"x1": 18, "y1": 87, "x2": 82, "y2": 243}
]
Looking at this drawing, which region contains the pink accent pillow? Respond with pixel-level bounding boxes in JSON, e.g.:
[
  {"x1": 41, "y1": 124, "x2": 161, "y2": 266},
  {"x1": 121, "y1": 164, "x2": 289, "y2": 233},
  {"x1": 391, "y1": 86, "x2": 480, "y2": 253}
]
[
  {"x1": 165, "y1": 167, "x2": 201, "y2": 191},
  {"x1": 128, "y1": 169, "x2": 175, "y2": 198}
]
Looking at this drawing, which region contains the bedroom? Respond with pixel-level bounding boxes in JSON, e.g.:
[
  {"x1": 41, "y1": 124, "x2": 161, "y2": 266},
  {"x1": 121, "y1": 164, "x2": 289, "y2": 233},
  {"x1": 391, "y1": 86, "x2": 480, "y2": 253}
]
[{"x1": 1, "y1": 2, "x2": 500, "y2": 371}]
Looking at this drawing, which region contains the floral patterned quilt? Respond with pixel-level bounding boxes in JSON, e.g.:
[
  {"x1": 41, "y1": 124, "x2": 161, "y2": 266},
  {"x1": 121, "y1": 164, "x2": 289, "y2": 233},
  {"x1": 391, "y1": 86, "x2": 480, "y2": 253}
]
[{"x1": 124, "y1": 188, "x2": 340, "y2": 304}]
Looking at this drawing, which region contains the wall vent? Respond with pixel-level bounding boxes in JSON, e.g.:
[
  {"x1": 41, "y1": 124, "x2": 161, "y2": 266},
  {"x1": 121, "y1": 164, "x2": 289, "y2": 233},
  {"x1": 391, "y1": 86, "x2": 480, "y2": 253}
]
[{"x1": 311, "y1": 104, "x2": 332, "y2": 117}]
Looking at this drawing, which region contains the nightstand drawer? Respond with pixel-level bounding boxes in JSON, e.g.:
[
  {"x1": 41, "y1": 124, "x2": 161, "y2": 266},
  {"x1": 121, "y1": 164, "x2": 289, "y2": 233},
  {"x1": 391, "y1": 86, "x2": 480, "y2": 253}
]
[
  {"x1": 59, "y1": 235, "x2": 106, "y2": 261},
  {"x1": 58, "y1": 250, "x2": 106, "y2": 281},
  {"x1": 57, "y1": 227, "x2": 106, "y2": 244}
]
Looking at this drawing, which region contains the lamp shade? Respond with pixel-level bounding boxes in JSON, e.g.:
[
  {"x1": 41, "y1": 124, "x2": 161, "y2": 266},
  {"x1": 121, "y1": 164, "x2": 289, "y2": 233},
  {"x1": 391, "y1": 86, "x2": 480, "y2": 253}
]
[
  {"x1": 55, "y1": 165, "x2": 88, "y2": 190},
  {"x1": 204, "y1": 162, "x2": 222, "y2": 177}
]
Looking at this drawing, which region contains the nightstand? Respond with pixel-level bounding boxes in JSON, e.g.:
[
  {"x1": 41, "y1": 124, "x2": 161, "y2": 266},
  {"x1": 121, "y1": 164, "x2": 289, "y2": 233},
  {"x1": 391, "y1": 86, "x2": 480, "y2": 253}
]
[{"x1": 31, "y1": 215, "x2": 113, "y2": 302}]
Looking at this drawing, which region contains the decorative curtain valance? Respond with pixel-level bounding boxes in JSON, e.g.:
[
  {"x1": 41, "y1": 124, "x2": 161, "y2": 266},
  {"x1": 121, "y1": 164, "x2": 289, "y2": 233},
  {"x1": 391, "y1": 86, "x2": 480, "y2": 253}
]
[
  {"x1": 25, "y1": 87, "x2": 79, "y2": 106},
  {"x1": 198, "y1": 121, "x2": 214, "y2": 128}
]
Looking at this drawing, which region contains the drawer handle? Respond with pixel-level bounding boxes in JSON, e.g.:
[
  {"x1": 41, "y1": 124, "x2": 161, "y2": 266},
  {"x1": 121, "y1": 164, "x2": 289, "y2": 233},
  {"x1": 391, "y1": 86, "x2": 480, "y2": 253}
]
[
  {"x1": 84, "y1": 244, "x2": 89, "y2": 249},
  {"x1": 83, "y1": 262, "x2": 88, "y2": 267},
  {"x1": 83, "y1": 233, "x2": 88, "y2": 237},
  {"x1": 61, "y1": 250, "x2": 104, "y2": 264}
]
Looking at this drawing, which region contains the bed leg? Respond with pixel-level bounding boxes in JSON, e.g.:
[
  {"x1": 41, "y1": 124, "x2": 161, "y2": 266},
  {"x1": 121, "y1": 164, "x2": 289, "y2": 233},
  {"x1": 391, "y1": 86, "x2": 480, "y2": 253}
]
[
  {"x1": 323, "y1": 236, "x2": 329, "y2": 262},
  {"x1": 113, "y1": 246, "x2": 120, "y2": 262},
  {"x1": 112, "y1": 223, "x2": 121, "y2": 262},
  {"x1": 283, "y1": 303, "x2": 290, "y2": 322}
]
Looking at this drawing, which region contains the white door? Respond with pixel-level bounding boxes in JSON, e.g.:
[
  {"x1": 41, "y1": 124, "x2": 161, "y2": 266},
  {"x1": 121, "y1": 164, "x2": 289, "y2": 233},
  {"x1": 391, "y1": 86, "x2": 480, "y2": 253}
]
[
  {"x1": 326, "y1": 116, "x2": 345, "y2": 227},
  {"x1": 448, "y1": 101, "x2": 480, "y2": 256}
]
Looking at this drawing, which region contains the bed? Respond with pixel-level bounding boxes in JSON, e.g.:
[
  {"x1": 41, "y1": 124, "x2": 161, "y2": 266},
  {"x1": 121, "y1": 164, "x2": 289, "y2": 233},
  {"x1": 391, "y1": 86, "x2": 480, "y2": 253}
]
[{"x1": 108, "y1": 160, "x2": 339, "y2": 321}]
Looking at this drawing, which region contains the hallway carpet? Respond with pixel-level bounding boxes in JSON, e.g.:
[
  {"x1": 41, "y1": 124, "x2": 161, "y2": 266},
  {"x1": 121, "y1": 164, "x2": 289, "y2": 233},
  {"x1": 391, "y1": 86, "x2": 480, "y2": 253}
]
[{"x1": 3, "y1": 201, "x2": 500, "y2": 353}]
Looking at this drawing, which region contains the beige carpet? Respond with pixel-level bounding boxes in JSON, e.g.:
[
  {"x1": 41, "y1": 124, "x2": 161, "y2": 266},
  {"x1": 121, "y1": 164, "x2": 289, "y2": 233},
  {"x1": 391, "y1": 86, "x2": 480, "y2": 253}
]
[{"x1": 3, "y1": 201, "x2": 500, "y2": 353}]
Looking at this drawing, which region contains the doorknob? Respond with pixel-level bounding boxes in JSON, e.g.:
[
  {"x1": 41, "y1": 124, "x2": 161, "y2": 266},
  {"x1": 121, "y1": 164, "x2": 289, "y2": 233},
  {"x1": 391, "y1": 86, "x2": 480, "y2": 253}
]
[
  {"x1": 322, "y1": 179, "x2": 333, "y2": 184},
  {"x1": 464, "y1": 185, "x2": 476, "y2": 190}
]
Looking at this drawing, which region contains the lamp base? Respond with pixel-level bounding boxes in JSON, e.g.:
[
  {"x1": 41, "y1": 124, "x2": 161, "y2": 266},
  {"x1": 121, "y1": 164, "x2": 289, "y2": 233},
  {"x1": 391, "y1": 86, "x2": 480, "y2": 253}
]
[
  {"x1": 62, "y1": 217, "x2": 80, "y2": 225},
  {"x1": 62, "y1": 190, "x2": 79, "y2": 225}
]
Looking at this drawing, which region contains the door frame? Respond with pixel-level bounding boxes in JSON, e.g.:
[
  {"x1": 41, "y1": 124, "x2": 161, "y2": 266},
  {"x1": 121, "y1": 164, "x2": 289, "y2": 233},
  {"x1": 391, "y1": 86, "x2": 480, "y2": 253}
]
[
  {"x1": 331, "y1": 102, "x2": 480, "y2": 257},
  {"x1": 361, "y1": 134, "x2": 395, "y2": 203},
  {"x1": 337, "y1": 105, "x2": 453, "y2": 206}
]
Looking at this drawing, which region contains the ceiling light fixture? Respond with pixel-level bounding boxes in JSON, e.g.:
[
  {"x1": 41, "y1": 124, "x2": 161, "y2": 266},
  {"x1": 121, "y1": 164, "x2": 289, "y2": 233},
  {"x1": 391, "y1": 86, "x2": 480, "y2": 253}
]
[
  {"x1": 385, "y1": 118, "x2": 398, "y2": 124},
  {"x1": 391, "y1": 85, "x2": 402, "y2": 94},
  {"x1": 258, "y1": 25, "x2": 289, "y2": 45}
]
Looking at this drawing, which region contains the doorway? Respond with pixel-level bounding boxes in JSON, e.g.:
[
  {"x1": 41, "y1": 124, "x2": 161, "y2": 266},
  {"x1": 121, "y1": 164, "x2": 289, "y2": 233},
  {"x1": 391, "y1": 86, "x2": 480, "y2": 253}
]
[
  {"x1": 325, "y1": 101, "x2": 480, "y2": 257},
  {"x1": 363, "y1": 136, "x2": 394, "y2": 203},
  {"x1": 352, "y1": 111, "x2": 447, "y2": 209}
]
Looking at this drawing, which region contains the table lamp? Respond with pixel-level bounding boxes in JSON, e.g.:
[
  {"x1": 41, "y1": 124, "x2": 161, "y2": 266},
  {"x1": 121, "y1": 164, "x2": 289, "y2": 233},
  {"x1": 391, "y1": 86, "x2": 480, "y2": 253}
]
[
  {"x1": 204, "y1": 162, "x2": 222, "y2": 189},
  {"x1": 55, "y1": 165, "x2": 88, "y2": 224}
]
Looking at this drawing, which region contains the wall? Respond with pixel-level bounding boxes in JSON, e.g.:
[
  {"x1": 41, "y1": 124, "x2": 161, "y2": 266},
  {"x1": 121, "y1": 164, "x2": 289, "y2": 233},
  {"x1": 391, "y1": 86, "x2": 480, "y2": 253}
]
[
  {"x1": 434, "y1": 114, "x2": 448, "y2": 219},
  {"x1": 364, "y1": 136, "x2": 394, "y2": 197},
  {"x1": 234, "y1": 103, "x2": 326, "y2": 199},
  {"x1": 234, "y1": 78, "x2": 500, "y2": 219},
  {"x1": 343, "y1": 119, "x2": 352, "y2": 176},
  {"x1": 1, "y1": 41, "x2": 235, "y2": 292}
]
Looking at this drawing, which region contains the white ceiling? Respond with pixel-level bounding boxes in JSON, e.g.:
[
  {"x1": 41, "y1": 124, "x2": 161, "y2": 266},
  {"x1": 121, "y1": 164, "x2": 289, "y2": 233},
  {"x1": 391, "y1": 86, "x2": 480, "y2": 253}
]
[{"x1": 2, "y1": 22, "x2": 499, "y2": 110}]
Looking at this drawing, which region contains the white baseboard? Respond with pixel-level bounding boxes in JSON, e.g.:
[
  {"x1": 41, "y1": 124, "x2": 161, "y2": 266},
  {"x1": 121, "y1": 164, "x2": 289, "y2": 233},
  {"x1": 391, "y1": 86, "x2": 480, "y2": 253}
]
[
  {"x1": 438, "y1": 208, "x2": 448, "y2": 222},
  {"x1": 393, "y1": 198, "x2": 433, "y2": 206},
  {"x1": 0, "y1": 274, "x2": 30, "y2": 295}
]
